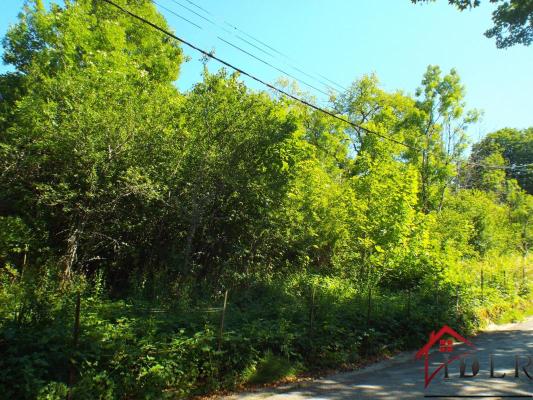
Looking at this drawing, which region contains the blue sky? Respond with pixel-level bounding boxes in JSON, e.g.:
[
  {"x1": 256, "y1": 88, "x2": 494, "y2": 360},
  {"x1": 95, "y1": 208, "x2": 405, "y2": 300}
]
[{"x1": 1, "y1": 0, "x2": 532, "y2": 142}]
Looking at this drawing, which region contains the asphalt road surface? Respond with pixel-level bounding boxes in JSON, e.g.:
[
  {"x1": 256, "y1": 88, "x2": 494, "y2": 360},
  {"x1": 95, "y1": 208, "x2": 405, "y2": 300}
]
[{"x1": 221, "y1": 317, "x2": 533, "y2": 400}]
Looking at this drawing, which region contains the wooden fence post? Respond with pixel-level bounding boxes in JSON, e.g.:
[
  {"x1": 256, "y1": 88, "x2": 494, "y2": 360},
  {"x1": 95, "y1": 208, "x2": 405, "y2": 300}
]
[
  {"x1": 503, "y1": 269, "x2": 507, "y2": 288},
  {"x1": 309, "y1": 283, "x2": 316, "y2": 336},
  {"x1": 407, "y1": 289, "x2": 411, "y2": 318},
  {"x1": 67, "y1": 292, "x2": 81, "y2": 400},
  {"x1": 455, "y1": 287, "x2": 460, "y2": 317},
  {"x1": 218, "y1": 290, "x2": 228, "y2": 351},
  {"x1": 366, "y1": 285, "x2": 372, "y2": 325},
  {"x1": 435, "y1": 281, "x2": 439, "y2": 308},
  {"x1": 480, "y1": 267, "x2": 484, "y2": 303}
]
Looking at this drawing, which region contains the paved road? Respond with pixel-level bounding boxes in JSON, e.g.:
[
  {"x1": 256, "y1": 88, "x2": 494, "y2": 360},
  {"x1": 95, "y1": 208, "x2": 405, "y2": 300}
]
[{"x1": 222, "y1": 318, "x2": 533, "y2": 399}]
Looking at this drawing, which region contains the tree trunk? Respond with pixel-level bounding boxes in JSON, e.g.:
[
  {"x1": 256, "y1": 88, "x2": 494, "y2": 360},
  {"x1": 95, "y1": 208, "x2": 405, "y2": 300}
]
[
  {"x1": 183, "y1": 203, "x2": 201, "y2": 272},
  {"x1": 61, "y1": 227, "x2": 80, "y2": 285}
]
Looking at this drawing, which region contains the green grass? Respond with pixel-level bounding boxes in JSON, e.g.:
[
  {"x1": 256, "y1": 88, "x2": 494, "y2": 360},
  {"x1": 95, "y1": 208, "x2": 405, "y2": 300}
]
[
  {"x1": 242, "y1": 351, "x2": 303, "y2": 385},
  {"x1": 494, "y1": 297, "x2": 533, "y2": 324}
]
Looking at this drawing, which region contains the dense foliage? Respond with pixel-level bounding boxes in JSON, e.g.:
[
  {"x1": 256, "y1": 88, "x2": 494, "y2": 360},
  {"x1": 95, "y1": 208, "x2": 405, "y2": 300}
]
[{"x1": 0, "y1": 1, "x2": 531, "y2": 399}]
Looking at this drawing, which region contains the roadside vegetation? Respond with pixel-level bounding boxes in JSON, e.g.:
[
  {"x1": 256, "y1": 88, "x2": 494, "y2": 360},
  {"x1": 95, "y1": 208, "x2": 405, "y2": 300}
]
[{"x1": 0, "y1": 1, "x2": 531, "y2": 399}]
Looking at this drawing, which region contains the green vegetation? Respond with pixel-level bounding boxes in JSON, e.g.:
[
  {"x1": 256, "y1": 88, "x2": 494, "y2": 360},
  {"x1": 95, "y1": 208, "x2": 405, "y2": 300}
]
[{"x1": 0, "y1": 1, "x2": 531, "y2": 399}]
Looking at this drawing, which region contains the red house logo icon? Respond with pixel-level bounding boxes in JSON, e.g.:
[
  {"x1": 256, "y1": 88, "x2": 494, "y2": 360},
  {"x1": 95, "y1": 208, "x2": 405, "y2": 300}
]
[{"x1": 415, "y1": 325, "x2": 476, "y2": 388}]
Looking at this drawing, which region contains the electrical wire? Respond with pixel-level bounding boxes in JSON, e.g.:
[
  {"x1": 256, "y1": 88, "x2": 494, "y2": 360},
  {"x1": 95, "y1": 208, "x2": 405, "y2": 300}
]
[
  {"x1": 100, "y1": 0, "x2": 418, "y2": 151},
  {"x1": 157, "y1": 0, "x2": 331, "y2": 102},
  {"x1": 466, "y1": 162, "x2": 532, "y2": 170},
  {"x1": 168, "y1": 0, "x2": 215, "y2": 26},
  {"x1": 159, "y1": 1, "x2": 530, "y2": 172},
  {"x1": 153, "y1": 0, "x2": 202, "y2": 30},
  {"x1": 216, "y1": 36, "x2": 331, "y2": 97},
  {"x1": 168, "y1": 0, "x2": 347, "y2": 93}
]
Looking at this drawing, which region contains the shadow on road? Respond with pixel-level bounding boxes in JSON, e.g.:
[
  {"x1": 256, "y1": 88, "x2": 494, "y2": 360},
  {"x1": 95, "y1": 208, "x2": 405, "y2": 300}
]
[{"x1": 225, "y1": 319, "x2": 533, "y2": 400}]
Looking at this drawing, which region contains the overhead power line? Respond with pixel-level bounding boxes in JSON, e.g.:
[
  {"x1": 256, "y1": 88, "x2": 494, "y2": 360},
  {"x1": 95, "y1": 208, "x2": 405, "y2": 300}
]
[
  {"x1": 96, "y1": 0, "x2": 525, "y2": 170},
  {"x1": 466, "y1": 162, "x2": 533, "y2": 171},
  {"x1": 184, "y1": 0, "x2": 211, "y2": 16},
  {"x1": 154, "y1": 1, "x2": 202, "y2": 30},
  {"x1": 168, "y1": 0, "x2": 292, "y2": 71},
  {"x1": 157, "y1": 0, "x2": 333, "y2": 101},
  {"x1": 100, "y1": 0, "x2": 418, "y2": 150},
  {"x1": 216, "y1": 36, "x2": 331, "y2": 97},
  {"x1": 151, "y1": 1, "x2": 530, "y2": 172},
  {"x1": 168, "y1": 0, "x2": 215, "y2": 26},
  {"x1": 166, "y1": 0, "x2": 348, "y2": 94}
]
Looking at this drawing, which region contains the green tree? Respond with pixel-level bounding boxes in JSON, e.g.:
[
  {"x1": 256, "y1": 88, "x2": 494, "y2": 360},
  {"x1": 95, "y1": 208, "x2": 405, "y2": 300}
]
[
  {"x1": 436, "y1": 189, "x2": 516, "y2": 259},
  {"x1": 169, "y1": 70, "x2": 300, "y2": 287},
  {"x1": 506, "y1": 181, "x2": 532, "y2": 259},
  {"x1": 411, "y1": 65, "x2": 478, "y2": 212},
  {"x1": 333, "y1": 75, "x2": 433, "y2": 289},
  {"x1": 468, "y1": 127, "x2": 533, "y2": 194},
  {"x1": 0, "y1": 0, "x2": 183, "y2": 283}
]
